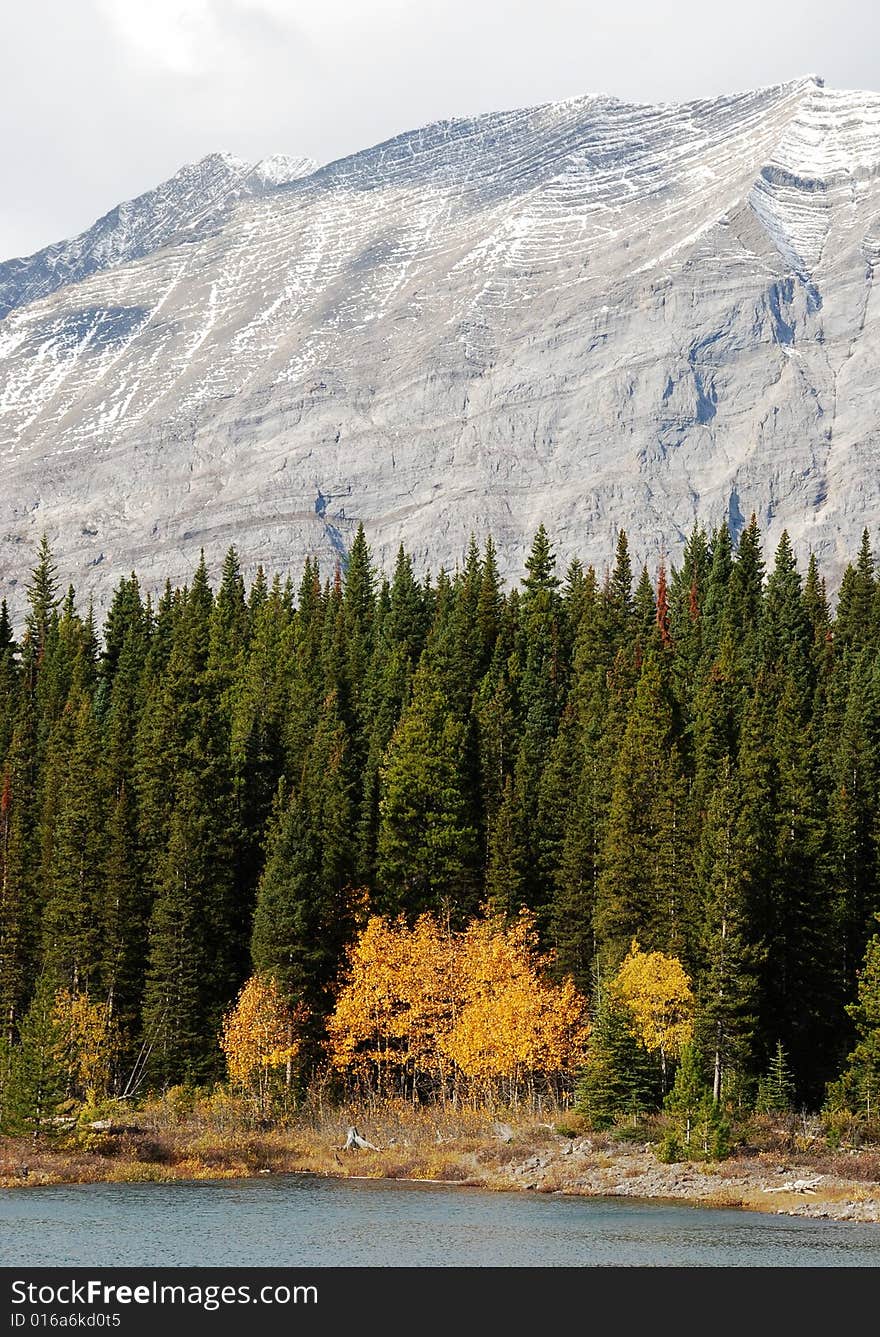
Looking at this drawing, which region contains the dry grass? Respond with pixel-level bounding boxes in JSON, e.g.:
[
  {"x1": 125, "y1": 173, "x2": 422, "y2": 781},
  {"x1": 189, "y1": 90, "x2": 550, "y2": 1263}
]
[
  {"x1": 0, "y1": 1098, "x2": 559, "y2": 1190},
  {"x1": 2, "y1": 1099, "x2": 879, "y2": 1224}
]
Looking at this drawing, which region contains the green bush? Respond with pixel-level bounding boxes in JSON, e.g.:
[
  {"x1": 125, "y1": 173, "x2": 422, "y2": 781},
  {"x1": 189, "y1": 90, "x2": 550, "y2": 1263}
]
[{"x1": 656, "y1": 1131, "x2": 682, "y2": 1163}]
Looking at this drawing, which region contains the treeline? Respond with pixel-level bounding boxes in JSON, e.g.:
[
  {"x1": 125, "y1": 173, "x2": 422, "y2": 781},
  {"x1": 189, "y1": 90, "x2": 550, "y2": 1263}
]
[{"x1": 1, "y1": 518, "x2": 880, "y2": 1112}]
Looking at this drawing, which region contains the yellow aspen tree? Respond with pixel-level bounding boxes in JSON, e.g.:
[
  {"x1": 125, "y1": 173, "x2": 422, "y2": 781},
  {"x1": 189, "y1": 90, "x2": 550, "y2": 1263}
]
[
  {"x1": 52, "y1": 990, "x2": 117, "y2": 1102},
  {"x1": 327, "y1": 914, "x2": 461, "y2": 1099},
  {"x1": 328, "y1": 910, "x2": 589, "y2": 1108},
  {"x1": 399, "y1": 914, "x2": 463, "y2": 1100},
  {"x1": 220, "y1": 974, "x2": 303, "y2": 1117},
  {"x1": 326, "y1": 916, "x2": 412, "y2": 1093},
  {"x1": 612, "y1": 939, "x2": 694, "y2": 1089},
  {"x1": 442, "y1": 913, "x2": 589, "y2": 1107}
]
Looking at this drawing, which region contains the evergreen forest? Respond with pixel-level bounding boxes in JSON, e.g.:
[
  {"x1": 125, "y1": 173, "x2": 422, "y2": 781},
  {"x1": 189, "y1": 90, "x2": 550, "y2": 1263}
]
[{"x1": 1, "y1": 516, "x2": 880, "y2": 1130}]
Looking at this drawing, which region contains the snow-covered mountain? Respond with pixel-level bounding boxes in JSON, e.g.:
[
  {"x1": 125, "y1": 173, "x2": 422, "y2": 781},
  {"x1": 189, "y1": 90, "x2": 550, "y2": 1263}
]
[
  {"x1": 0, "y1": 152, "x2": 317, "y2": 320},
  {"x1": 1, "y1": 76, "x2": 879, "y2": 611}
]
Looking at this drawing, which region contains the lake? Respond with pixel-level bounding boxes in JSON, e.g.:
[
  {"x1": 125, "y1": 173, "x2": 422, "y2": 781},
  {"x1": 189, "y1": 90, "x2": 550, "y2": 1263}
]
[{"x1": 1, "y1": 1175, "x2": 878, "y2": 1267}]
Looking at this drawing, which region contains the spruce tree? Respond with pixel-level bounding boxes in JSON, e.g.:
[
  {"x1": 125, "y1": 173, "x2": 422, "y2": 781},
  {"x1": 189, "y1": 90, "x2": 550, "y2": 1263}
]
[
  {"x1": 756, "y1": 1041, "x2": 796, "y2": 1114},
  {"x1": 594, "y1": 651, "x2": 688, "y2": 963},
  {"x1": 575, "y1": 979, "x2": 659, "y2": 1126},
  {"x1": 140, "y1": 771, "x2": 232, "y2": 1087},
  {"x1": 376, "y1": 662, "x2": 478, "y2": 919},
  {"x1": 826, "y1": 919, "x2": 880, "y2": 1115},
  {"x1": 723, "y1": 514, "x2": 764, "y2": 670},
  {"x1": 664, "y1": 1043, "x2": 711, "y2": 1149},
  {"x1": 700, "y1": 523, "x2": 734, "y2": 660},
  {"x1": 251, "y1": 690, "x2": 358, "y2": 1029},
  {"x1": 605, "y1": 529, "x2": 635, "y2": 651},
  {"x1": 760, "y1": 530, "x2": 812, "y2": 694},
  {"x1": 40, "y1": 696, "x2": 108, "y2": 997},
  {"x1": 342, "y1": 522, "x2": 376, "y2": 740},
  {"x1": 23, "y1": 535, "x2": 60, "y2": 658},
  {"x1": 209, "y1": 546, "x2": 249, "y2": 684},
  {"x1": 835, "y1": 529, "x2": 875, "y2": 656},
  {"x1": 0, "y1": 686, "x2": 42, "y2": 1041},
  {"x1": 766, "y1": 673, "x2": 839, "y2": 1100},
  {"x1": 3, "y1": 977, "x2": 65, "y2": 1136},
  {"x1": 695, "y1": 757, "x2": 761, "y2": 1101},
  {"x1": 485, "y1": 775, "x2": 528, "y2": 921}
]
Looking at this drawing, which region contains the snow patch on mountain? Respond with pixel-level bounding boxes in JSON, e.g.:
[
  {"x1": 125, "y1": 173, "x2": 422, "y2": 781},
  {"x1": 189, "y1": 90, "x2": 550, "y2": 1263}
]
[
  {"x1": 1, "y1": 78, "x2": 880, "y2": 611},
  {"x1": 0, "y1": 152, "x2": 318, "y2": 320}
]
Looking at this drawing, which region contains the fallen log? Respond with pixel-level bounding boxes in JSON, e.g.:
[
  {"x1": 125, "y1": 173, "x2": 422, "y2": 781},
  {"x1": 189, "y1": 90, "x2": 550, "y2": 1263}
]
[{"x1": 761, "y1": 1176, "x2": 821, "y2": 1194}]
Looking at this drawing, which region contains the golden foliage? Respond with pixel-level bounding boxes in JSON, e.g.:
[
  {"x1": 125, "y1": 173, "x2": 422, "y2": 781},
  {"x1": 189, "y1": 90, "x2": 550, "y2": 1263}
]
[
  {"x1": 52, "y1": 990, "x2": 117, "y2": 1100},
  {"x1": 441, "y1": 917, "x2": 589, "y2": 1086},
  {"x1": 327, "y1": 914, "x2": 461, "y2": 1089},
  {"x1": 327, "y1": 910, "x2": 589, "y2": 1102},
  {"x1": 611, "y1": 939, "x2": 694, "y2": 1060},
  {"x1": 221, "y1": 975, "x2": 304, "y2": 1112}
]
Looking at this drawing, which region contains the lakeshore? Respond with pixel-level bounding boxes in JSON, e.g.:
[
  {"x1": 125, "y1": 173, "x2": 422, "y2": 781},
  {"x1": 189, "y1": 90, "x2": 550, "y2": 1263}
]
[{"x1": 2, "y1": 1111, "x2": 878, "y2": 1226}]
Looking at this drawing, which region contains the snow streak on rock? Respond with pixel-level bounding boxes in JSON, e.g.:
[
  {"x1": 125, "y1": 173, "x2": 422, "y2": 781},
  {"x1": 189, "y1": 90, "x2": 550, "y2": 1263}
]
[
  {"x1": 0, "y1": 153, "x2": 317, "y2": 320},
  {"x1": 1, "y1": 77, "x2": 879, "y2": 610}
]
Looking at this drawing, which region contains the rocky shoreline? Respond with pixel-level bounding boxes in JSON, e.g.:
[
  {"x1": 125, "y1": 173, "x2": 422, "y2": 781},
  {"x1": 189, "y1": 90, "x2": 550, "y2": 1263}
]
[
  {"x1": 485, "y1": 1137, "x2": 880, "y2": 1223},
  {"x1": 2, "y1": 1122, "x2": 879, "y2": 1224}
]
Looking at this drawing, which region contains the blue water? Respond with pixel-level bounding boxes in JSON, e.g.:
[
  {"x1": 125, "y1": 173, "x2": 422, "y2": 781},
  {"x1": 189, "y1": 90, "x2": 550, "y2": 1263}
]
[{"x1": 1, "y1": 1175, "x2": 878, "y2": 1267}]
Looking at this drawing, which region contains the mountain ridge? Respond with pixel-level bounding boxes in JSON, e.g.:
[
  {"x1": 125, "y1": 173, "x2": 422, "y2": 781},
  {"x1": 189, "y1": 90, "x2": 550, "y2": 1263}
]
[
  {"x1": 0, "y1": 151, "x2": 318, "y2": 320},
  {"x1": 1, "y1": 76, "x2": 879, "y2": 610}
]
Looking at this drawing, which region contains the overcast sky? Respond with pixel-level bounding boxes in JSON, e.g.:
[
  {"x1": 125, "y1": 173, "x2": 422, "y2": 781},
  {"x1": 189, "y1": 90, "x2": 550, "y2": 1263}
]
[{"x1": 2, "y1": 0, "x2": 879, "y2": 260}]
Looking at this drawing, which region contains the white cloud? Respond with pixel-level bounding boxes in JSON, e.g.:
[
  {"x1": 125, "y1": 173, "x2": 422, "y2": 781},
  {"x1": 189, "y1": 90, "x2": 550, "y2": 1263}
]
[{"x1": 97, "y1": 0, "x2": 219, "y2": 75}]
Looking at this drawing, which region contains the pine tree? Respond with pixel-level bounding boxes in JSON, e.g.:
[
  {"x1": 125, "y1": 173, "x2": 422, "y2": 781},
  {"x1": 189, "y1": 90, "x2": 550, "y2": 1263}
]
[
  {"x1": 102, "y1": 781, "x2": 147, "y2": 1060},
  {"x1": 251, "y1": 690, "x2": 359, "y2": 1029},
  {"x1": 39, "y1": 696, "x2": 108, "y2": 998},
  {"x1": 0, "y1": 707, "x2": 39, "y2": 1042},
  {"x1": 633, "y1": 564, "x2": 656, "y2": 645},
  {"x1": 522, "y1": 524, "x2": 560, "y2": 602},
  {"x1": 562, "y1": 557, "x2": 589, "y2": 651},
  {"x1": 209, "y1": 546, "x2": 249, "y2": 683},
  {"x1": 766, "y1": 672, "x2": 839, "y2": 1100},
  {"x1": 517, "y1": 527, "x2": 566, "y2": 908},
  {"x1": 23, "y1": 535, "x2": 60, "y2": 658},
  {"x1": 695, "y1": 757, "x2": 761, "y2": 1101},
  {"x1": 140, "y1": 772, "x2": 232, "y2": 1087},
  {"x1": 664, "y1": 1043, "x2": 711, "y2": 1148},
  {"x1": 826, "y1": 919, "x2": 880, "y2": 1116},
  {"x1": 828, "y1": 654, "x2": 880, "y2": 995},
  {"x1": 229, "y1": 579, "x2": 292, "y2": 913},
  {"x1": 2, "y1": 977, "x2": 65, "y2": 1136},
  {"x1": 760, "y1": 531, "x2": 812, "y2": 694},
  {"x1": 835, "y1": 530, "x2": 875, "y2": 656},
  {"x1": 724, "y1": 514, "x2": 764, "y2": 669},
  {"x1": 376, "y1": 662, "x2": 479, "y2": 920},
  {"x1": 574, "y1": 977, "x2": 659, "y2": 1126},
  {"x1": 485, "y1": 775, "x2": 528, "y2": 921},
  {"x1": 668, "y1": 527, "x2": 709, "y2": 695},
  {"x1": 342, "y1": 522, "x2": 376, "y2": 738},
  {"x1": 700, "y1": 523, "x2": 734, "y2": 661},
  {"x1": 99, "y1": 574, "x2": 147, "y2": 694},
  {"x1": 594, "y1": 651, "x2": 688, "y2": 963},
  {"x1": 756, "y1": 1040, "x2": 796, "y2": 1114},
  {"x1": 605, "y1": 529, "x2": 634, "y2": 650},
  {"x1": 356, "y1": 635, "x2": 413, "y2": 888},
  {"x1": 384, "y1": 545, "x2": 429, "y2": 661},
  {"x1": 0, "y1": 602, "x2": 19, "y2": 760},
  {"x1": 475, "y1": 536, "x2": 503, "y2": 674}
]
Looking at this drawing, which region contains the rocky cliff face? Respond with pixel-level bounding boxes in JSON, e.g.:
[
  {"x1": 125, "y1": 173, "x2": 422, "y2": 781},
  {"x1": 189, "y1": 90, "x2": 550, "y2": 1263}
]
[{"x1": 1, "y1": 76, "x2": 878, "y2": 610}]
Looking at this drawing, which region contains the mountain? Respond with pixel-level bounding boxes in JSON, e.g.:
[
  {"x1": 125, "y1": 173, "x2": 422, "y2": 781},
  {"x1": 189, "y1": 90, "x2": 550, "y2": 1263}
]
[
  {"x1": 1, "y1": 75, "x2": 879, "y2": 611},
  {"x1": 0, "y1": 151, "x2": 317, "y2": 320}
]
